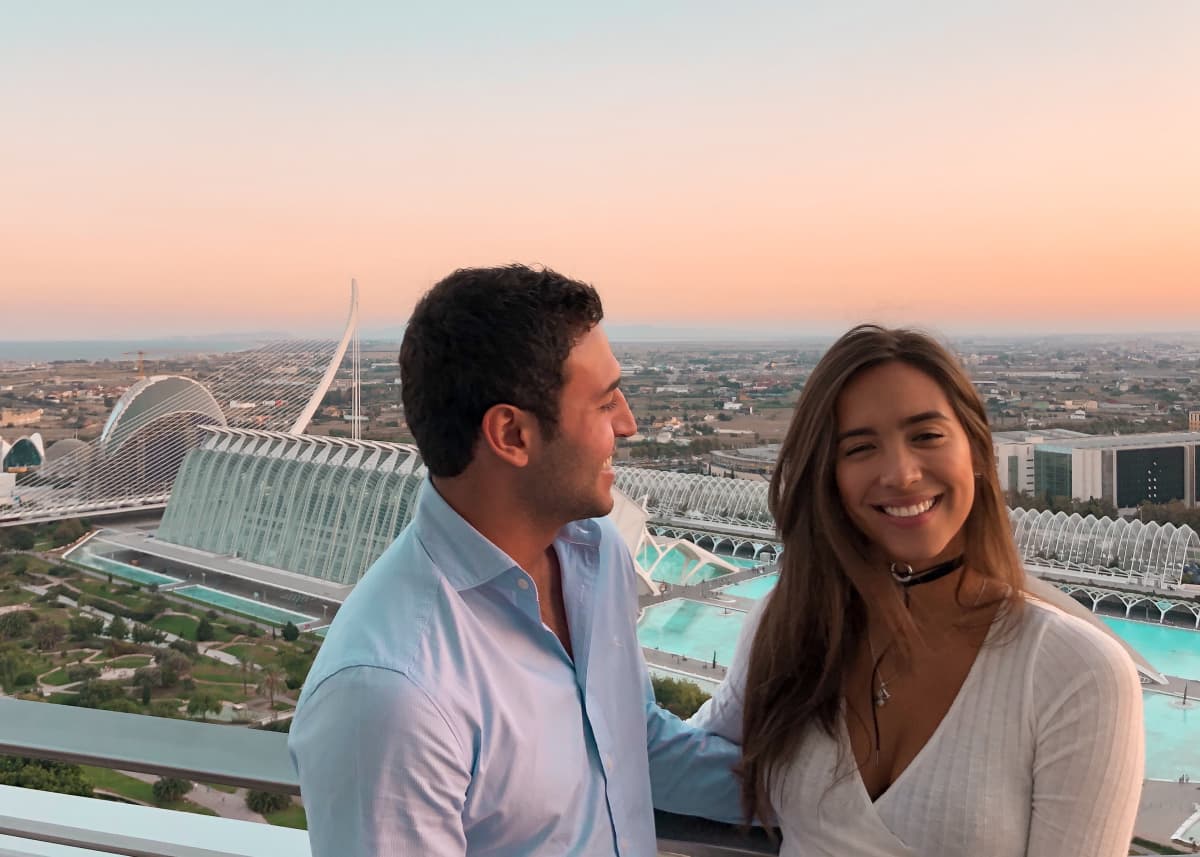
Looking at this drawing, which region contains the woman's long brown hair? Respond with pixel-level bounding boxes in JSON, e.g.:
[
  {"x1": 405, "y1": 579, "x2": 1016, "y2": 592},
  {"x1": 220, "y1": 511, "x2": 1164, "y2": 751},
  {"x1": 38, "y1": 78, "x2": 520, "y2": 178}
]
[{"x1": 739, "y1": 324, "x2": 1026, "y2": 824}]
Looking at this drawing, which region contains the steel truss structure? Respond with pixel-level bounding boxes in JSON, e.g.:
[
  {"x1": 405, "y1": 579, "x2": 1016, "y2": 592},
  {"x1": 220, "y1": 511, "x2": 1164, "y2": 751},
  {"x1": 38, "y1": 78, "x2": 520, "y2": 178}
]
[
  {"x1": 1, "y1": 288, "x2": 361, "y2": 526},
  {"x1": 1010, "y1": 508, "x2": 1200, "y2": 588}
]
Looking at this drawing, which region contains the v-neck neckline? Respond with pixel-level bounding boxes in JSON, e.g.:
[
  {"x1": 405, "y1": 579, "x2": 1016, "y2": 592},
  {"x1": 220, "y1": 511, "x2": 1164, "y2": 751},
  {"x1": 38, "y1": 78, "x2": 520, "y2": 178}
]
[{"x1": 844, "y1": 612, "x2": 1002, "y2": 808}]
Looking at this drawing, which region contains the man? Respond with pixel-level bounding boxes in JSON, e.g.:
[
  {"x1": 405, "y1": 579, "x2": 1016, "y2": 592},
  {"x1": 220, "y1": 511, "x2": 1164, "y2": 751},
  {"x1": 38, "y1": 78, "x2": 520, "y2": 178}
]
[{"x1": 289, "y1": 265, "x2": 741, "y2": 855}]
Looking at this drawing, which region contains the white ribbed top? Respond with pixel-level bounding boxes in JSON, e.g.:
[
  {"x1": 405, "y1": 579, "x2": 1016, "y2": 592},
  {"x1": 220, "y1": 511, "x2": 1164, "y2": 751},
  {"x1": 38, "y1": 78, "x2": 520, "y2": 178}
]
[{"x1": 691, "y1": 597, "x2": 1145, "y2": 857}]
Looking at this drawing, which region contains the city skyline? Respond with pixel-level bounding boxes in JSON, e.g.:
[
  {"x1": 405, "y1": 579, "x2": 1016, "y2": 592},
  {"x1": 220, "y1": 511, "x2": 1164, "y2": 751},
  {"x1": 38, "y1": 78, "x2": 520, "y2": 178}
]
[{"x1": 4, "y1": 2, "x2": 1198, "y2": 339}]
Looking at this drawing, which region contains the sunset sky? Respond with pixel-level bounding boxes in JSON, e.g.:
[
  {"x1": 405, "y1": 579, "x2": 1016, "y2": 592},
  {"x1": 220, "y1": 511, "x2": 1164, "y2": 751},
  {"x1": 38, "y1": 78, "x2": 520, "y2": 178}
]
[{"x1": 3, "y1": 2, "x2": 1197, "y2": 340}]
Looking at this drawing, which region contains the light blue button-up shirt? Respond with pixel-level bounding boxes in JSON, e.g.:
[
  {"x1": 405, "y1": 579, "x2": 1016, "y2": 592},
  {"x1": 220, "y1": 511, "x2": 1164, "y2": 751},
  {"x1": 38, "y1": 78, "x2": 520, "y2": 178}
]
[{"x1": 289, "y1": 480, "x2": 742, "y2": 856}]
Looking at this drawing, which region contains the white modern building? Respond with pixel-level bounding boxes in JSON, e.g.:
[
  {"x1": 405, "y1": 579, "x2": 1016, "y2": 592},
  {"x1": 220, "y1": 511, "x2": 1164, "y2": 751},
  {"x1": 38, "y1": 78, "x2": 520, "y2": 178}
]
[
  {"x1": 1033, "y1": 432, "x2": 1200, "y2": 512},
  {"x1": 991, "y1": 429, "x2": 1091, "y2": 495}
]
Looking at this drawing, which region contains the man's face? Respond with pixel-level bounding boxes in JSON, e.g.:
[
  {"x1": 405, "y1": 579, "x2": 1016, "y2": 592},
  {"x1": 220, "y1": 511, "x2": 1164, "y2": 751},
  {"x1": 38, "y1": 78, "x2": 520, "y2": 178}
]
[{"x1": 525, "y1": 325, "x2": 636, "y2": 523}]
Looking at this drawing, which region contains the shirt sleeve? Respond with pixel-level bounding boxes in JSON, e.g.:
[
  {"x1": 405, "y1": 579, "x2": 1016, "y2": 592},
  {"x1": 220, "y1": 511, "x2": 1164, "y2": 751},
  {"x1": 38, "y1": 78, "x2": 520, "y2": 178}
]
[
  {"x1": 1025, "y1": 623, "x2": 1144, "y2": 857},
  {"x1": 643, "y1": 597, "x2": 774, "y2": 822},
  {"x1": 289, "y1": 665, "x2": 471, "y2": 857},
  {"x1": 687, "y1": 594, "x2": 767, "y2": 743},
  {"x1": 643, "y1": 660, "x2": 745, "y2": 823}
]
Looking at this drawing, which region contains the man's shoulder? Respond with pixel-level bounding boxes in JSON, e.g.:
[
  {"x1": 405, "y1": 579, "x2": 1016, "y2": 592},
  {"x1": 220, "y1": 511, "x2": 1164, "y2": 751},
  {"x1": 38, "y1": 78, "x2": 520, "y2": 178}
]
[{"x1": 304, "y1": 528, "x2": 446, "y2": 696}]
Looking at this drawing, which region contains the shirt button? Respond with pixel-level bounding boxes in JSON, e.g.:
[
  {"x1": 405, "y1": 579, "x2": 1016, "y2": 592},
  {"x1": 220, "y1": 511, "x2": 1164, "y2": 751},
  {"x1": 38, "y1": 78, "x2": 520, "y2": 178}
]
[
  {"x1": 605, "y1": 754, "x2": 615, "y2": 768},
  {"x1": 516, "y1": 579, "x2": 529, "y2": 590}
]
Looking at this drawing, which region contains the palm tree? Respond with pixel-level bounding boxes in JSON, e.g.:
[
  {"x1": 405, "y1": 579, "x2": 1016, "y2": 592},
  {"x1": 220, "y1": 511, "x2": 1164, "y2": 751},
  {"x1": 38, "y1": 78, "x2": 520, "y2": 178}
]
[
  {"x1": 257, "y1": 666, "x2": 285, "y2": 714},
  {"x1": 240, "y1": 658, "x2": 255, "y2": 694}
]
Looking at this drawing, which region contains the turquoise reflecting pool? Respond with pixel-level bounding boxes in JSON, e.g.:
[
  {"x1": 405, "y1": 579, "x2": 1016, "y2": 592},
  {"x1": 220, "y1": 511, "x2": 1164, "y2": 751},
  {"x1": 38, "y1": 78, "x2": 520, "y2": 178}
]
[
  {"x1": 1101, "y1": 617, "x2": 1200, "y2": 682},
  {"x1": 637, "y1": 599, "x2": 746, "y2": 664},
  {"x1": 718, "y1": 556, "x2": 768, "y2": 569},
  {"x1": 173, "y1": 585, "x2": 315, "y2": 626},
  {"x1": 1144, "y1": 691, "x2": 1200, "y2": 780},
  {"x1": 716, "y1": 572, "x2": 779, "y2": 600},
  {"x1": 76, "y1": 552, "x2": 179, "y2": 587}
]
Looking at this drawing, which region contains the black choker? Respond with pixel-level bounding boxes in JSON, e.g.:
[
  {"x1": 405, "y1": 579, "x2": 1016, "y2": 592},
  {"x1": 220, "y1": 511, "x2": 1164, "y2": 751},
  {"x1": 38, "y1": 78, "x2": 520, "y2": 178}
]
[{"x1": 890, "y1": 555, "x2": 965, "y2": 588}]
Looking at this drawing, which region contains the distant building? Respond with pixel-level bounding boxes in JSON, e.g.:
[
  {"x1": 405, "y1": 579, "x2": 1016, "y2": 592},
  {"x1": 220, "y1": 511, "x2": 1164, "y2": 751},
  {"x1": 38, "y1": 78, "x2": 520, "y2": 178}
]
[
  {"x1": 1191, "y1": 411, "x2": 1200, "y2": 433},
  {"x1": 710, "y1": 444, "x2": 780, "y2": 478},
  {"x1": 1031, "y1": 432, "x2": 1200, "y2": 511},
  {"x1": 0, "y1": 433, "x2": 45, "y2": 472},
  {"x1": 0, "y1": 408, "x2": 43, "y2": 427},
  {"x1": 991, "y1": 429, "x2": 1091, "y2": 495}
]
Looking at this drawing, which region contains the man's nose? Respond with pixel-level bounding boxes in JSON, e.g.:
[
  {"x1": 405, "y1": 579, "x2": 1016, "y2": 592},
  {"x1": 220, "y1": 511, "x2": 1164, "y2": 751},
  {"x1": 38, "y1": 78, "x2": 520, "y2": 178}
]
[{"x1": 614, "y1": 391, "x2": 636, "y2": 437}]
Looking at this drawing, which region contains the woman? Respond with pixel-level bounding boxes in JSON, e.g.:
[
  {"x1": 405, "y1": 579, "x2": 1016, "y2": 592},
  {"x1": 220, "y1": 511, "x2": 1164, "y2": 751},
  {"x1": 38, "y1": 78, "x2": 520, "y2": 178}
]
[{"x1": 691, "y1": 325, "x2": 1143, "y2": 856}]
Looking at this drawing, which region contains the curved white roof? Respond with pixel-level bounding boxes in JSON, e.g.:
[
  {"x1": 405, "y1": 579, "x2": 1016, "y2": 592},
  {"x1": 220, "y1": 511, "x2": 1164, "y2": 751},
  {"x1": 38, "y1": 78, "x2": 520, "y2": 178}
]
[{"x1": 99, "y1": 375, "x2": 226, "y2": 454}]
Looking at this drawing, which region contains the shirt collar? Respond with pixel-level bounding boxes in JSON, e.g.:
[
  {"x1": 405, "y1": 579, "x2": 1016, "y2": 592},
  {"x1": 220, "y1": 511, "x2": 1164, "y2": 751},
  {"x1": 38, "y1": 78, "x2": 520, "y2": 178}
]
[{"x1": 412, "y1": 478, "x2": 603, "y2": 591}]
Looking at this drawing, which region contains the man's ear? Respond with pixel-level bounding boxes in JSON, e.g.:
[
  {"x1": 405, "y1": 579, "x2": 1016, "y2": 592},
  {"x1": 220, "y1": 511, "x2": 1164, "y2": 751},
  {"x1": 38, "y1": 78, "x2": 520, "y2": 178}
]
[{"x1": 479, "y1": 404, "x2": 536, "y2": 468}]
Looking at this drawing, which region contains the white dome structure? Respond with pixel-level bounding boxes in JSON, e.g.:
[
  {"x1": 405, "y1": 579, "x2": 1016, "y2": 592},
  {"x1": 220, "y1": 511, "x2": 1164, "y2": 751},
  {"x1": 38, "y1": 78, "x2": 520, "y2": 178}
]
[{"x1": 100, "y1": 375, "x2": 226, "y2": 454}]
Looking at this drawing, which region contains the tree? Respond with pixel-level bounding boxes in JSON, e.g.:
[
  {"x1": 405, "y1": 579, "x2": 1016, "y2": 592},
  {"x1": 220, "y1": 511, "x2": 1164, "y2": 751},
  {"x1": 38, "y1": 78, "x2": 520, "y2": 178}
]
[
  {"x1": 240, "y1": 658, "x2": 255, "y2": 694},
  {"x1": 195, "y1": 617, "x2": 215, "y2": 642},
  {"x1": 281, "y1": 621, "x2": 299, "y2": 642},
  {"x1": 0, "y1": 757, "x2": 92, "y2": 797},
  {"x1": 0, "y1": 610, "x2": 32, "y2": 640},
  {"x1": 650, "y1": 675, "x2": 711, "y2": 719},
  {"x1": 257, "y1": 666, "x2": 286, "y2": 710},
  {"x1": 6, "y1": 528, "x2": 35, "y2": 551},
  {"x1": 245, "y1": 789, "x2": 292, "y2": 815},
  {"x1": 32, "y1": 621, "x2": 66, "y2": 651},
  {"x1": 106, "y1": 615, "x2": 129, "y2": 641},
  {"x1": 67, "y1": 615, "x2": 104, "y2": 642},
  {"x1": 152, "y1": 776, "x2": 193, "y2": 805},
  {"x1": 155, "y1": 651, "x2": 193, "y2": 687},
  {"x1": 186, "y1": 690, "x2": 223, "y2": 722},
  {"x1": 66, "y1": 663, "x2": 101, "y2": 683},
  {"x1": 51, "y1": 519, "x2": 85, "y2": 547},
  {"x1": 131, "y1": 624, "x2": 166, "y2": 644}
]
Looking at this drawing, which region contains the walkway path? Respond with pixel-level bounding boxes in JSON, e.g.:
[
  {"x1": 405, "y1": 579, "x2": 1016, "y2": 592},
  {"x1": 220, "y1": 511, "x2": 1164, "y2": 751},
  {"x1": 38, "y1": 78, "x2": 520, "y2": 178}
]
[
  {"x1": 117, "y1": 769, "x2": 270, "y2": 823},
  {"x1": 1135, "y1": 779, "x2": 1200, "y2": 849}
]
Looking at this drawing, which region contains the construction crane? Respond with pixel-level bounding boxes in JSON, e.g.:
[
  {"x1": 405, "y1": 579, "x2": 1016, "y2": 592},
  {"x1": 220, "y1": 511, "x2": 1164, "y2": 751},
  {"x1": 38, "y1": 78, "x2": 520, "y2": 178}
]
[{"x1": 121, "y1": 351, "x2": 146, "y2": 380}]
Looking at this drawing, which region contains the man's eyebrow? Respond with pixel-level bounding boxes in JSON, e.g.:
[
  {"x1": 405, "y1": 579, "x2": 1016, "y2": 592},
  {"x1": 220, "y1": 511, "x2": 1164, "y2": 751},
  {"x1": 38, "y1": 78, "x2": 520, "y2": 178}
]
[
  {"x1": 601, "y1": 376, "x2": 622, "y2": 396},
  {"x1": 836, "y1": 410, "x2": 949, "y2": 443}
]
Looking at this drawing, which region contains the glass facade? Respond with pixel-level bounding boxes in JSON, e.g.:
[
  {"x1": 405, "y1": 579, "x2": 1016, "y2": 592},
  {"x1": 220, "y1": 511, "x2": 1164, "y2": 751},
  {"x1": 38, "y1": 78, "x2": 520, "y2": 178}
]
[
  {"x1": 157, "y1": 428, "x2": 425, "y2": 585},
  {"x1": 1116, "y1": 446, "x2": 1186, "y2": 507},
  {"x1": 1034, "y1": 448, "x2": 1072, "y2": 500},
  {"x1": 1009, "y1": 507, "x2": 1199, "y2": 586},
  {"x1": 2, "y1": 437, "x2": 43, "y2": 469}
]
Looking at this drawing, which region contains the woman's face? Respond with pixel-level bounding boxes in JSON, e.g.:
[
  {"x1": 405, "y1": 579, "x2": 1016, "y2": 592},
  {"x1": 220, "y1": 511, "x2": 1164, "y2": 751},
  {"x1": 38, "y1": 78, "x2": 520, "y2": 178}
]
[{"x1": 834, "y1": 361, "x2": 976, "y2": 569}]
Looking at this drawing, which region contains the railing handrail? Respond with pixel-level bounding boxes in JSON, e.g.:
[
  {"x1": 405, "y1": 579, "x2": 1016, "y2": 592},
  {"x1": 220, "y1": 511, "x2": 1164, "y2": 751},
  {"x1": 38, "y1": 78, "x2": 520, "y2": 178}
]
[
  {"x1": 0, "y1": 697, "x2": 298, "y2": 794},
  {"x1": 0, "y1": 697, "x2": 778, "y2": 855}
]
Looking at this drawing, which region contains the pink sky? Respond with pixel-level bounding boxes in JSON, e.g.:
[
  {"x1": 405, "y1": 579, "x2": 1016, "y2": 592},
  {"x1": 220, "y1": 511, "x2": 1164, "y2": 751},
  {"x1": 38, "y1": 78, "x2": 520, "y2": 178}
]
[{"x1": 3, "y1": 4, "x2": 1197, "y2": 339}]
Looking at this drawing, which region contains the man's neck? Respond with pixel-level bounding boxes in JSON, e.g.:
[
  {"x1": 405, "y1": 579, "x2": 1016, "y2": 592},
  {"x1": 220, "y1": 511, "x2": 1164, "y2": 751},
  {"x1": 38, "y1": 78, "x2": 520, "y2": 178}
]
[{"x1": 431, "y1": 474, "x2": 562, "y2": 575}]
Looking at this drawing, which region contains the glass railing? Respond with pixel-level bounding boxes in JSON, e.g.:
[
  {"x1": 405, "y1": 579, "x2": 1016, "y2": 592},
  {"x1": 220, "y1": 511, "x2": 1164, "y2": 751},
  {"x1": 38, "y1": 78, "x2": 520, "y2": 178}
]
[{"x1": 0, "y1": 698, "x2": 776, "y2": 856}]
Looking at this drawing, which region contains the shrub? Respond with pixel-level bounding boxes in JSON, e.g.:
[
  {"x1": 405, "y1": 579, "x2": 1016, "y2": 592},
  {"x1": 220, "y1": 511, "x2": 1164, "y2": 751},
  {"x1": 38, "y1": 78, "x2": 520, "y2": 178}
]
[
  {"x1": 168, "y1": 638, "x2": 198, "y2": 658},
  {"x1": 0, "y1": 611, "x2": 32, "y2": 640},
  {"x1": 650, "y1": 676, "x2": 712, "y2": 719},
  {"x1": 152, "y1": 777, "x2": 193, "y2": 805},
  {"x1": 245, "y1": 790, "x2": 292, "y2": 815}
]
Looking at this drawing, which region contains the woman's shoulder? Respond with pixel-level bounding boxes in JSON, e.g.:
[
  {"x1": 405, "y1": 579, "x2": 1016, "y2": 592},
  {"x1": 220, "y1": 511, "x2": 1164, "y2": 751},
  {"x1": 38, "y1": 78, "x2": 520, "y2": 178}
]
[{"x1": 1013, "y1": 596, "x2": 1141, "y2": 696}]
